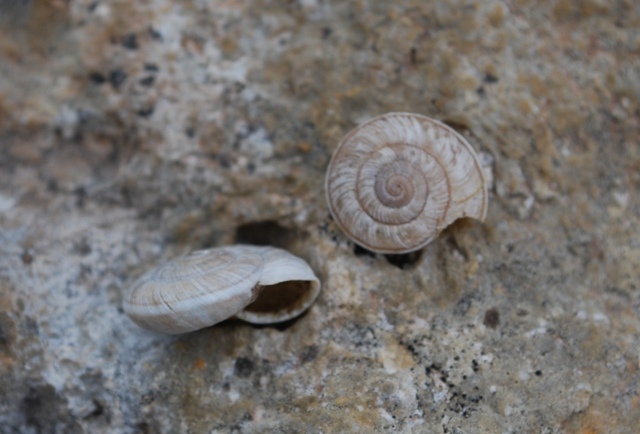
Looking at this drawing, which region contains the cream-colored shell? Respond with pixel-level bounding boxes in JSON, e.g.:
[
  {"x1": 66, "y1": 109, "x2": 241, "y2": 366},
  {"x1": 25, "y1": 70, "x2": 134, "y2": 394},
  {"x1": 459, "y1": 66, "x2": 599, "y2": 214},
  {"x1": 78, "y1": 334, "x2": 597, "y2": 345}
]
[
  {"x1": 123, "y1": 245, "x2": 321, "y2": 334},
  {"x1": 325, "y1": 112, "x2": 488, "y2": 254}
]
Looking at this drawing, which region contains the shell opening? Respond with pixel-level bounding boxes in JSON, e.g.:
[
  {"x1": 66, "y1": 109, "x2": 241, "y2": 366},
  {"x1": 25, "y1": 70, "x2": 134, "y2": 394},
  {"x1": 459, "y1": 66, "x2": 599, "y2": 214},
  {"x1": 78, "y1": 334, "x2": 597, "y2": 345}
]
[{"x1": 236, "y1": 279, "x2": 319, "y2": 324}]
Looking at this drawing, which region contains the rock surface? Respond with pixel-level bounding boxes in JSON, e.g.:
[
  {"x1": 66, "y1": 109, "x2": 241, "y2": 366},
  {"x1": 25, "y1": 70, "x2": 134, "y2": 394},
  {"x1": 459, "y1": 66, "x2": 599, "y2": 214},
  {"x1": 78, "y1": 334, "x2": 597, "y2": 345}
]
[{"x1": 1, "y1": 0, "x2": 639, "y2": 433}]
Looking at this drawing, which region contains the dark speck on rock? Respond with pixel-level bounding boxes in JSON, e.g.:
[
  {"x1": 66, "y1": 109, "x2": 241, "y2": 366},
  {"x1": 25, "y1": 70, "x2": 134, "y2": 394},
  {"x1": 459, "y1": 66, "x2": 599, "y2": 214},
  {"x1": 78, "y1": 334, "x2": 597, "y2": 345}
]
[
  {"x1": 300, "y1": 345, "x2": 319, "y2": 364},
  {"x1": 234, "y1": 357, "x2": 254, "y2": 378},
  {"x1": 454, "y1": 295, "x2": 473, "y2": 316},
  {"x1": 483, "y1": 73, "x2": 498, "y2": 83},
  {"x1": 73, "y1": 238, "x2": 92, "y2": 256},
  {"x1": 149, "y1": 27, "x2": 163, "y2": 41},
  {"x1": 139, "y1": 76, "x2": 155, "y2": 87},
  {"x1": 21, "y1": 250, "x2": 33, "y2": 265},
  {"x1": 89, "y1": 72, "x2": 106, "y2": 84},
  {"x1": 137, "y1": 107, "x2": 154, "y2": 117},
  {"x1": 483, "y1": 308, "x2": 500, "y2": 329},
  {"x1": 219, "y1": 155, "x2": 231, "y2": 168},
  {"x1": 0, "y1": 319, "x2": 7, "y2": 348},
  {"x1": 109, "y1": 70, "x2": 127, "y2": 89},
  {"x1": 121, "y1": 34, "x2": 138, "y2": 50}
]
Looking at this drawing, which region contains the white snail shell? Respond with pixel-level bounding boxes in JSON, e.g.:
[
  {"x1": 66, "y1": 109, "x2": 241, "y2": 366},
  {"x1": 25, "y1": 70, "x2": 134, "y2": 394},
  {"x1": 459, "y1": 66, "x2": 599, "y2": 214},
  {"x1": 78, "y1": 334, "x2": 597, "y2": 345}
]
[
  {"x1": 123, "y1": 245, "x2": 321, "y2": 334},
  {"x1": 325, "y1": 112, "x2": 488, "y2": 254}
]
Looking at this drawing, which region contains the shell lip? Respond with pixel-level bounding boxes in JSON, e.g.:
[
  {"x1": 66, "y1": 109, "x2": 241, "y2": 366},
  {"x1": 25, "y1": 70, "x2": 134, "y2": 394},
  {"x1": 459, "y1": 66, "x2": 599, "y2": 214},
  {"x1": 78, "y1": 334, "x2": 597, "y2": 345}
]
[
  {"x1": 234, "y1": 277, "x2": 321, "y2": 324},
  {"x1": 236, "y1": 246, "x2": 322, "y2": 324}
]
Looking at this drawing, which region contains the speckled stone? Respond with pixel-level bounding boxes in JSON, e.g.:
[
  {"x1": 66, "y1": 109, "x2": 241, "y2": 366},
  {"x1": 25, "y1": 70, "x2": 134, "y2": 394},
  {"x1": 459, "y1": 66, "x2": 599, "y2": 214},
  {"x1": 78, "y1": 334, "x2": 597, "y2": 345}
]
[{"x1": 1, "y1": 0, "x2": 639, "y2": 433}]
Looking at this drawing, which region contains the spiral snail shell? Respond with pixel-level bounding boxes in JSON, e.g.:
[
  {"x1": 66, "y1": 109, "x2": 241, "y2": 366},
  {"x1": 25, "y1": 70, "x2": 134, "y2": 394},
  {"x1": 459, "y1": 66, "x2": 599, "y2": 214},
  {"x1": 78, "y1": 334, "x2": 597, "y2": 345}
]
[
  {"x1": 124, "y1": 245, "x2": 321, "y2": 334},
  {"x1": 325, "y1": 112, "x2": 488, "y2": 254}
]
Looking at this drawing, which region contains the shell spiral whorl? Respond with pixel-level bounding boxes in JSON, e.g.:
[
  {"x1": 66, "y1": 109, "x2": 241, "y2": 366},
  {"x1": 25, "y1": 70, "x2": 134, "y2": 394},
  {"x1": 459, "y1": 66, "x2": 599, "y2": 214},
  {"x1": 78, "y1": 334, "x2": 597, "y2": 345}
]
[{"x1": 325, "y1": 113, "x2": 488, "y2": 254}]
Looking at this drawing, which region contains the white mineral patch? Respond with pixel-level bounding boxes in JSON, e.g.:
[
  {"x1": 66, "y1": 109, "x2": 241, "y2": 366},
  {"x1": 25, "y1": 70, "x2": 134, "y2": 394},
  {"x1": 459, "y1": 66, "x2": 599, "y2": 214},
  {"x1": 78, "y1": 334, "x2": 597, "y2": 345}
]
[{"x1": 0, "y1": 193, "x2": 16, "y2": 213}]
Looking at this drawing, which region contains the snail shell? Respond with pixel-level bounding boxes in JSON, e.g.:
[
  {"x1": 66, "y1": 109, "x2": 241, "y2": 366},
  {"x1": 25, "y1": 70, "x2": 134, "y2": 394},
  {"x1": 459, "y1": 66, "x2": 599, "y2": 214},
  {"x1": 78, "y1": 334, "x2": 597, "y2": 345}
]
[
  {"x1": 123, "y1": 245, "x2": 321, "y2": 334},
  {"x1": 325, "y1": 112, "x2": 488, "y2": 254}
]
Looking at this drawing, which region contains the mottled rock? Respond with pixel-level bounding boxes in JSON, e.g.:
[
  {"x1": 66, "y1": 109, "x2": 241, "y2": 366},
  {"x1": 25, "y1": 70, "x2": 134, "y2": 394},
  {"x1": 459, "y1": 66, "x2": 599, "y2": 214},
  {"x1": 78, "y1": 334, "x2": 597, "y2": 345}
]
[{"x1": 0, "y1": 0, "x2": 639, "y2": 433}]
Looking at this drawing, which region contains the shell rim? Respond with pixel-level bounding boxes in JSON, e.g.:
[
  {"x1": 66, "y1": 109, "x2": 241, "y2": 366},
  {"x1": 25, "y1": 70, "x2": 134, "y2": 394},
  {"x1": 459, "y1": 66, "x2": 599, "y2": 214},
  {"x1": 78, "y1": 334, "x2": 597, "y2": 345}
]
[{"x1": 235, "y1": 277, "x2": 321, "y2": 324}]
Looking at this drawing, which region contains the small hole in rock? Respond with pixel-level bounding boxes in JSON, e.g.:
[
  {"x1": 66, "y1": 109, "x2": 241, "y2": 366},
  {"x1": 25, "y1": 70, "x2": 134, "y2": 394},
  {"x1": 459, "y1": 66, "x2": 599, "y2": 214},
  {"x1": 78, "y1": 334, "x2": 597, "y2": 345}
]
[
  {"x1": 137, "y1": 422, "x2": 154, "y2": 434},
  {"x1": 234, "y1": 357, "x2": 254, "y2": 378},
  {"x1": 21, "y1": 250, "x2": 34, "y2": 265},
  {"x1": 234, "y1": 220, "x2": 298, "y2": 249},
  {"x1": 353, "y1": 244, "x2": 376, "y2": 258},
  {"x1": 384, "y1": 250, "x2": 423, "y2": 269},
  {"x1": 441, "y1": 119, "x2": 471, "y2": 134},
  {"x1": 483, "y1": 308, "x2": 500, "y2": 329},
  {"x1": 483, "y1": 73, "x2": 498, "y2": 83}
]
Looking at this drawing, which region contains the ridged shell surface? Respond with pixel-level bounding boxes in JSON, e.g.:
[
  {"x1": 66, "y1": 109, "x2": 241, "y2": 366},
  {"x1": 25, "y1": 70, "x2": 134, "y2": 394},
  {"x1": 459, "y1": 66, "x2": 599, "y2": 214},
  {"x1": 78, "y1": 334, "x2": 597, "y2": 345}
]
[
  {"x1": 124, "y1": 245, "x2": 321, "y2": 334},
  {"x1": 325, "y1": 113, "x2": 488, "y2": 253}
]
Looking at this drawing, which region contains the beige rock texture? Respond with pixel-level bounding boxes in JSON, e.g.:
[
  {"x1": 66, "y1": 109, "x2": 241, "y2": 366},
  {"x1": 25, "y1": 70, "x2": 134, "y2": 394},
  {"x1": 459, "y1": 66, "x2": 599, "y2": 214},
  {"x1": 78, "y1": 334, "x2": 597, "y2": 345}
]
[{"x1": 0, "y1": 0, "x2": 639, "y2": 433}]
